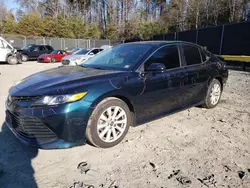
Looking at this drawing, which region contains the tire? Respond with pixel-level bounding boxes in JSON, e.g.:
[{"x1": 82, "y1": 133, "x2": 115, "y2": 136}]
[
  {"x1": 202, "y1": 79, "x2": 222, "y2": 109},
  {"x1": 50, "y1": 58, "x2": 56, "y2": 63},
  {"x1": 22, "y1": 55, "x2": 28, "y2": 62},
  {"x1": 86, "y1": 97, "x2": 132, "y2": 148},
  {"x1": 7, "y1": 56, "x2": 18, "y2": 65}
]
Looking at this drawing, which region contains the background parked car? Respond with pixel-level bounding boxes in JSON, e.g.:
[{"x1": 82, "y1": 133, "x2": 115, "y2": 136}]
[
  {"x1": 18, "y1": 44, "x2": 54, "y2": 61},
  {"x1": 0, "y1": 37, "x2": 22, "y2": 65},
  {"x1": 37, "y1": 50, "x2": 70, "y2": 63},
  {"x1": 61, "y1": 48, "x2": 104, "y2": 66}
]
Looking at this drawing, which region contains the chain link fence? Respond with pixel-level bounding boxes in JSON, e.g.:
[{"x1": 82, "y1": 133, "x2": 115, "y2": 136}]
[{"x1": 1, "y1": 34, "x2": 123, "y2": 50}]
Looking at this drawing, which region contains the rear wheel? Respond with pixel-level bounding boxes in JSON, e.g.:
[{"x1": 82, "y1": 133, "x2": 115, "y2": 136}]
[
  {"x1": 7, "y1": 56, "x2": 18, "y2": 65},
  {"x1": 203, "y1": 79, "x2": 222, "y2": 108},
  {"x1": 86, "y1": 97, "x2": 131, "y2": 148}
]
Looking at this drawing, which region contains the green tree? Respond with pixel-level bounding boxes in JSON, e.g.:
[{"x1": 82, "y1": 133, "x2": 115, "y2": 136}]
[
  {"x1": 42, "y1": 16, "x2": 56, "y2": 37},
  {"x1": 85, "y1": 24, "x2": 101, "y2": 39},
  {"x1": 105, "y1": 24, "x2": 119, "y2": 40},
  {"x1": 54, "y1": 16, "x2": 74, "y2": 38},
  {"x1": 68, "y1": 17, "x2": 85, "y2": 38},
  {"x1": 134, "y1": 21, "x2": 168, "y2": 40},
  {"x1": 2, "y1": 13, "x2": 17, "y2": 34},
  {"x1": 16, "y1": 12, "x2": 44, "y2": 36}
]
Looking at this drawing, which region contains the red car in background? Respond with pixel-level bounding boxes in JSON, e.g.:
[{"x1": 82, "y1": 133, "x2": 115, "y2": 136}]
[{"x1": 37, "y1": 50, "x2": 70, "y2": 63}]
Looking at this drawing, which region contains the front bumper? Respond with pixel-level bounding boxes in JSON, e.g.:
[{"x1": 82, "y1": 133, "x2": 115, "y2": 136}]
[
  {"x1": 38, "y1": 58, "x2": 50, "y2": 63},
  {"x1": 62, "y1": 59, "x2": 84, "y2": 66},
  {"x1": 5, "y1": 99, "x2": 93, "y2": 149}
]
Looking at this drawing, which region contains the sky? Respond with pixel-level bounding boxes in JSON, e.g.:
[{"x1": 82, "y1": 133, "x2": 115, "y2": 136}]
[{"x1": 5, "y1": 0, "x2": 19, "y2": 11}]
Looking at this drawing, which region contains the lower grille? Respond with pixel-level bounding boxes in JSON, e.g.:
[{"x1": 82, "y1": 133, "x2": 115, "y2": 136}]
[
  {"x1": 38, "y1": 58, "x2": 44, "y2": 62},
  {"x1": 62, "y1": 59, "x2": 70, "y2": 65},
  {"x1": 6, "y1": 111, "x2": 57, "y2": 144},
  {"x1": 11, "y1": 96, "x2": 41, "y2": 102}
]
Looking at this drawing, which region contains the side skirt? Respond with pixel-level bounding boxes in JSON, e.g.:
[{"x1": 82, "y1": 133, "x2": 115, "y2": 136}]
[{"x1": 135, "y1": 100, "x2": 204, "y2": 126}]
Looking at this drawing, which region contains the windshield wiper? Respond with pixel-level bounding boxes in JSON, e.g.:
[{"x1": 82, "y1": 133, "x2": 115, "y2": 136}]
[{"x1": 80, "y1": 65, "x2": 105, "y2": 70}]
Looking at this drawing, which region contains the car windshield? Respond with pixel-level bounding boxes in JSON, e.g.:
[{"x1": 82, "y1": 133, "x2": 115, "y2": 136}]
[
  {"x1": 69, "y1": 48, "x2": 80, "y2": 53},
  {"x1": 83, "y1": 44, "x2": 152, "y2": 70},
  {"x1": 75, "y1": 49, "x2": 89, "y2": 55},
  {"x1": 50, "y1": 50, "x2": 60, "y2": 54}
]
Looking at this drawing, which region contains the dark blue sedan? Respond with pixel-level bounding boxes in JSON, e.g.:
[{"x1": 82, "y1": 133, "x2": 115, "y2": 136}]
[{"x1": 5, "y1": 41, "x2": 228, "y2": 149}]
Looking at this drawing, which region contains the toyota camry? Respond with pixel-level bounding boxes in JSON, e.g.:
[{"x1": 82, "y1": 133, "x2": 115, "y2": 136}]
[{"x1": 5, "y1": 41, "x2": 228, "y2": 149}]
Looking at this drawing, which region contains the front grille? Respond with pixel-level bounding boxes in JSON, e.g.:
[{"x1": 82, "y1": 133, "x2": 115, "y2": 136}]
[
  {"x1": 62, "y1": 59, "x2": 70, "y2": 65},
  {"x1": 38, "y1": 58, "x2": 44, "y2": 62},
  {"x1": 6, "y1": 110, "x2": 57, "y2": 144},
  {"x1": 11, "y1": 96, "x2": 41, "y2": 102}
]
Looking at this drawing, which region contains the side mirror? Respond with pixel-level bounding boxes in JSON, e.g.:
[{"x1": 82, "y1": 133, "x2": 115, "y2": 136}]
[
  {"x1": 146, "y1": 63, "x2": 166, "y2": 72},
  {"x1": 89, "y1": 52, "x2": 94, "y2": 55}
]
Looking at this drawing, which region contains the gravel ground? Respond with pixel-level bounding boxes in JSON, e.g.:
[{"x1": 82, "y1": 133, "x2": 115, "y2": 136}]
[{"x1": 0, "y1": 61, "x2": 250, "y2": 188}]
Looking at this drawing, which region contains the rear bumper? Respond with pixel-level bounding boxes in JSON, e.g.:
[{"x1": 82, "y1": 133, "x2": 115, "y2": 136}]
[{"x1": 5, "y1": 99, "x2": 93, "y2": 149}]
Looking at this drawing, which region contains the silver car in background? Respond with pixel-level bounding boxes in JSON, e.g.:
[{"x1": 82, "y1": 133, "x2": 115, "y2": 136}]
[{"x1": 61, "y1": 48, "x2": 104, "y2": 66}]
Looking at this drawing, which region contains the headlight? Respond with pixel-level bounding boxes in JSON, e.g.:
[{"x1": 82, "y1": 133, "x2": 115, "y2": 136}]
[{"x1": 32, "y1": 92, "x2": 87, "y2": 106}]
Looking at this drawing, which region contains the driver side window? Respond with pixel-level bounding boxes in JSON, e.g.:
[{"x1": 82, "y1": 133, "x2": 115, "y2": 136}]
[
  {"x1": 91, "y1": 49, "x2": 99, "y2": 54},
  {"x1": 32, "y1": 46, "x2": 39, "y2": 52},
  {"x1": 144, "y1": 45, "x2": 180, "y2": 70},
  {"x1": 2, "y1": 40, "x2": 12, "y2": 49}
]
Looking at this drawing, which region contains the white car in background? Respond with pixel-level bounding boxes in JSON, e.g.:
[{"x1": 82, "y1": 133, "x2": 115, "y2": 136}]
[{"x1": 61, "y1": 48, "x2": 104, "y2": 66}]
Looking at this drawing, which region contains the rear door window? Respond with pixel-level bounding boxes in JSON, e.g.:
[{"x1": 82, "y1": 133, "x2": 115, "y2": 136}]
[
  {"x1": 183, "y1": 45, "x2": 202, "y2": 66},
  {"x1": 144, "y1": 45, "x2": 180, "y2": 70},
  {"x1": 39, "y1": 46, "x2": 46, "y2": 51}
]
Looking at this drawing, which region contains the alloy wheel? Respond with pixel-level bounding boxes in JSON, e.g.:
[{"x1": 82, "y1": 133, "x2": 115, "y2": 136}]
[
  {"x1": 97, "y1": 106, "x2": 127, "y2": 143},
  {"x1": 210, "y1": 83, "x2": 221, "y2": 105}
]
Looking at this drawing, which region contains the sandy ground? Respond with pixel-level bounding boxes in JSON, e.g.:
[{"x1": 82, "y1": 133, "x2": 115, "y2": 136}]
[{"x1": 0, "y1": 61, "x2": 250, "y2": 188}]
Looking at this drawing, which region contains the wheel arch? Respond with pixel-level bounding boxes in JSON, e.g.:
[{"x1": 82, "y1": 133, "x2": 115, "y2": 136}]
[
  {"x1": 208, "y1": 76, "x2": 224, "y2": 91},
  {"x1": 5, "y1": 53, "x2": 12, "y2": 61},
  {"x1": 214, "y1": 76, "x2": 223, "y2": 91},
  {"x1": 89, "y1": 92, "x2": 137, "y2": 127}
]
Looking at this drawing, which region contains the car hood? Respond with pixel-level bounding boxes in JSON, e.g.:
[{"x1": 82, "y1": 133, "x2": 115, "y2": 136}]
[
  {"x1": 63, "y1": 54, "x2": 88, "y2": 60},
  {"x1": 9, "y1": 66, "x2": 123, "y2": 96}
]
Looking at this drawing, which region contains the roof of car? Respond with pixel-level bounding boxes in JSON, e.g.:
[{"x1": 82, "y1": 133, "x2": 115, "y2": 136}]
[
  {"x1": 27, "y1": 44, "x2": 52, "y2": 46},
  {"x1": 125, "y1": 41, "x2": 183, "y2": 46},
  {"x1": 123, "y1": 40, "x2": 203, "y2": 49}
]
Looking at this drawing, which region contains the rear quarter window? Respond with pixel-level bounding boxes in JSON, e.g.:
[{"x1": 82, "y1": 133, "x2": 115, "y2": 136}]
[
  {"x1": 46, "y1": 46, "x2": 54, "y2": 51},
  {"x1": 183, "y1": 45, "x2": 202, "y2": 66}
]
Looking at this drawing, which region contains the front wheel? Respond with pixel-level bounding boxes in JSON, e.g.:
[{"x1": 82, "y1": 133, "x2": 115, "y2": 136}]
[
  {"x1": 86, "y1": 97, "x2": 131, "y2": 148},
  {"x1": 203, "y1": 79, "x2": 222, "y2": 108},
  {"x1": 7, "y1": 56, "x2": 18, "y2": 65},
  {"x1": 50, "y1": 58, "x2": 56, "y2": 63}
]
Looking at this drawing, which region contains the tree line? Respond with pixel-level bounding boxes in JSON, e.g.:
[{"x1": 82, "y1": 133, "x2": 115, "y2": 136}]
[{"x1": 0, "y1": 0, "x2": 249, "y2": 40}]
